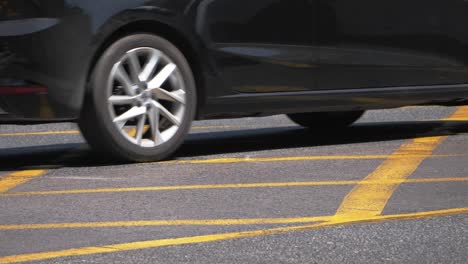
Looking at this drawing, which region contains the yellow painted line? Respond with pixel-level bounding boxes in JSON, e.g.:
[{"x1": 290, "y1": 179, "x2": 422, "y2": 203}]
[
  {"x1": 157, "y1": 155, "x2": 388, "y2": 164},
  {"x1": 155, "y1": 154, "x2": 465, "y2": 165},
  {"x1": 0, "y1": 130, "x2": 79, "y2": 137},
  {"x1": 0, "y1": 125, "x2": 255, "y2": 138},
  {"x1": 0, "y1": 180, "x2": 359, "y2": 197},
  {"x1": 404, "y1": 177, "x2": 468, "y2": 184},
  {"x1": 0, "y1": 170, "x2": 47, "y2": 193},
  {"x1": 444, "y1": 106, "x2": 468, "y2": 121},
  {"x1": 334, "y1": 136, "x2": 447, "y2": 219},
  {"x1": 333, "y1": 106, "x2": 468, "y2": 220},
  {"x1": 1, "y1": 207, "x2": 467, "y2": 264},
  {"x1": 2, "y1": 184, "x2": 467, "y2": 230},
  {"x1": 369, "y1": 207, "x2": 468, "y2": 223},
  {"x1": 191, "y1": 125, "x2": 250, "y2": 130},
  {"x1": 0, "y1": 216, "x2": 331, "y2": 231},
  {"x1": 2, "y1": 177, "x2": 467, "y2": 197},
  {"x1": 0, "y1": 110, "x2": 466, "y2": 138},
  {"x1": 0, "y1": 222, "x2": 330, "y2": 264}
]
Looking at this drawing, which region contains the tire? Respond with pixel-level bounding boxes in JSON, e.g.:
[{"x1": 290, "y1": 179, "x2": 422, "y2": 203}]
[
  {"x1": 287, "y1": 111, "x2": 364, "y2": 129},
  {"x1": 79, "y1": 34, "x2": 196, "y2": 162}
]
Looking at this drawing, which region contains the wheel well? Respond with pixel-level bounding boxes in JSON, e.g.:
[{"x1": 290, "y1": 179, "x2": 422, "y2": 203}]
[{"x1": 86, "y1": 20, "x2": 206, "y2": 119}]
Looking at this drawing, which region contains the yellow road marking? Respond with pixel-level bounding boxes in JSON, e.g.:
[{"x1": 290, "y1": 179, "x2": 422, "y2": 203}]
[
  {"x1": 156, "y1": 154, "x2": 464, "y2": 165},
  {"x1": 334, "y1": 136, "x2": 446, "y2": 220},
  {"x1": 2, "y1": 177, "x2": 467, "y2": 197},
  {"x1": 0, "y1": 131, "x2": 80, "y2": 137},
  {"x1": 444, "y1": 106, "x2": 468, "y2": 121},
  {"x1": 0, "y1": 170, "x2": 47, "y2": 193},
  {"x1": 157, "y1": 155, "x2": 389, "y2": 164},
  {"x1": 1, "y1": 207, "x2": 467, "y2": 264},
  {"x1": 0, "y1": 125, "x2": 259, "y2": 137},
  {"x1": 0, "y1": 216, "x2": 331, "y2": 231},
  {"x1": 333, "y1": 106, "x2": 468, "y2": 221},
  {"x1": 1, "y1": 107, "x2": 466, "y2": 263}
]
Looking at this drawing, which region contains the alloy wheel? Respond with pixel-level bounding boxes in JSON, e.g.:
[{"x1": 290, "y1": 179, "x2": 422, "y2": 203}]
[{"x1": 107, "y1": 47, "x2": 186, "y2": 148}]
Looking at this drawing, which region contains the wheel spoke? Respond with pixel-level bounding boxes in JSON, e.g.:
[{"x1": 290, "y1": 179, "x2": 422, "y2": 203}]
[
  {"x1": 154, "y1": 88, "x2": 185, "y2": 104},
  {"x1": 151, "y1": 100, "x2": 180, "y2": 126},
  {"x1": 113, "y1": 106, "x2": 147, "y2": 128},
  {"x1": 127, "y1": 51, "x2": 141, "y2": 83},
  {"x1": 139, "y1": 50, "x2": 160, "y2": 82},
  {"x1": 147, "y1": 64, "x2": 177, "y2": 89},
  {"x1": 114, "y1": 65, "x2": 135, "y2": 96},
  {"x1": 148, "y1": 107, "x2": 164, "y2": 144},
  {"x1": 108, "y1": 95, "x2": 138, "y2": 105},
  {"x1": 108, "y1": 46, "x2": 186, "y2": 148},
  {"x1": 135, "y1": 114, "x2": 146, "y2": 145}
]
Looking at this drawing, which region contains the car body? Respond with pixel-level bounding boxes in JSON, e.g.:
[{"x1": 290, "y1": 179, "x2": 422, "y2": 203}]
[{"x1": 1, "y1": 0, "x2": 468, "y2": 161}]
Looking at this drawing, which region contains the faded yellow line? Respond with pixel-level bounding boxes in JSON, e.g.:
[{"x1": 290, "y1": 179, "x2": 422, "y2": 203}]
[
  {"x1": 0, "y1": 170, "x2": 47, "y2": 193},
  {"x1": 1, "y1": 207, "x2": 467, "y2": 264},
  {"x1": 0, "y1": 130, "x2": 79, "y2": 137},
  {"x1": 0, "y1": 125, "x2": 255, "y2": 138},
  {"x1": 156, "y1": 154, "x2": 464, "y2": 165},
  {"x1": 0, "y1": 216, "x2": 331, "y2": 231},
  {"x1": 157, "y1": 155, "x2": 389, "y2": 164},
  {"x1": 191, "y1": 125, "x2": 252, "y2": 130},
  {"x1": 1, "y1": 177, "x2": 467, "y2": 197},
  {"x1": 403, "y1": 177, "x2": 468, "y2": 184},
  {"x1": 333, "y1": 106, "x2": 468, "y2": 220},
  {"x1": 368, "y1": 207, "x2": 468, "y2": 222},
  {"x1": 2, "y1": 187, "x2": 467, "y2": 230},
  {"x1": 0, "y1": 180, "x2": 359, "y2": 197}
]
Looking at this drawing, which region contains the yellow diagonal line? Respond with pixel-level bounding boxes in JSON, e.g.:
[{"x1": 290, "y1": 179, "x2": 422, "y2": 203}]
[
  {"x1": 333, "y1": 136, "x2": 446, "y2": 220},
  {"x1": 444, "y1": 106, "x2": 468, "y2": 121},
  {"x1": 1, "y1": 207, "x2": 467, "y2": 264},
  {"x1": 333, "y1": 106, "x2": 468, "y2": 221},
  {"x1": 0, "y1": 170, "x2": 47, "y2": 193},
  {"x1": 1, "y1": 107, "x2": 466, "y2": 263},
  {"x1": 0, "y1": 216, "x2": 331, "y2": 231},
  {"x1": 1, "y1": 177, "x2": 467, "y2": 197}
]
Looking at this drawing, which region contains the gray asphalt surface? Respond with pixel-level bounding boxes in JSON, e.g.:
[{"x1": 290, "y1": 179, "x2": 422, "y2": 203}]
[{"x1": 0, "y1": 106, "x2": 467, "y2": 263}]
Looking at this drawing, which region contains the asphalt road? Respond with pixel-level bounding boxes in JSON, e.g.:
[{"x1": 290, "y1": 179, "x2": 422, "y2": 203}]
[{"x1": 0, "y1": 106, "x2": 467, "y2": 264}]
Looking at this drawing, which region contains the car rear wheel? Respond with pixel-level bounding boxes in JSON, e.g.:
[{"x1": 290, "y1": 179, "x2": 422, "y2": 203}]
[
  {"x1": 79, "y1": 34, "x2": 196, "y2": 162},
  {"x1": 287, "y1": 111, "x2": 364, "y2": 129}
]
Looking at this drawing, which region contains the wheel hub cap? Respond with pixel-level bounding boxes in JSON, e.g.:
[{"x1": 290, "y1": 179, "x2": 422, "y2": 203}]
[{"x1": 106, "y1": 47, "x2": 186, "y2": 148}]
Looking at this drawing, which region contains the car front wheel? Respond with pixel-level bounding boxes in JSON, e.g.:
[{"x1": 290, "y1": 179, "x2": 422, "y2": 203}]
[{"x1": 79, "y1": 34, "x2": 196, "y2": 162}]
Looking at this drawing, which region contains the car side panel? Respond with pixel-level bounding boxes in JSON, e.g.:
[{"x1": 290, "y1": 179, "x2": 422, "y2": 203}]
[
  {"x1": 192, "y1": 0, "x2": 320, "y2": 96},
  {"x1": 317, "y1": 0, "x2": 468, "y2": 90},
  {"x1": 2, "y1": 0, "x2": 468, "y2": 122}
]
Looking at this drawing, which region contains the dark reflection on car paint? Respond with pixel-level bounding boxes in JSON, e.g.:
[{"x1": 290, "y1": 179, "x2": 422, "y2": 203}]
[
  {"x1": 318, "y1": 0, "x2": 468, "y2": 89},
  {"x1": 0, "y1": 0, "x2": 468, "y2": 122}
]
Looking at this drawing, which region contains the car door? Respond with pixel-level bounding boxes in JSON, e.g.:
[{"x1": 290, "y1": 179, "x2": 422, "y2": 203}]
[
  {"x1": 316, "y1": 0, "x2": 466, "y2": 90},
  {"x1": 196, "y1": 0, "x2": 320, "y2": 95}
]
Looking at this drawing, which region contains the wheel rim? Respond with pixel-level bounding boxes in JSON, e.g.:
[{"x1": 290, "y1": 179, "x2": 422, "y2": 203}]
[{"x1": 107, "y1": 47, "x2": 186, "y2": 148}]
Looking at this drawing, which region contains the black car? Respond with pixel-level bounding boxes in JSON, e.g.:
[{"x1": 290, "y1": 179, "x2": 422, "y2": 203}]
[{"x1": 1, "y1": 0, "x2": 467, "y2": 161}]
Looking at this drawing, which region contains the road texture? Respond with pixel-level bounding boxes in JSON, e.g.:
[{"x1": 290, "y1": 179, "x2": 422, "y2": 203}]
[{"x1": 0, "y1": 106, "x2": 467, "y2": 263}]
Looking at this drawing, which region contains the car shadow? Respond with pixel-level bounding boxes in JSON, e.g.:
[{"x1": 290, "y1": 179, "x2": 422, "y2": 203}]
[{"x1": 1, "y1": 120, "x2": 468, "y2": 170}]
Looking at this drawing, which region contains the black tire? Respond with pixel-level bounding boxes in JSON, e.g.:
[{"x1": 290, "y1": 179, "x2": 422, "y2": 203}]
[
  {"x1": 287, "y1": 111, "x2": 364, "y2": 129},
  {"x1": 79, "y1": 34, "x2": 196, "y2": 162}
]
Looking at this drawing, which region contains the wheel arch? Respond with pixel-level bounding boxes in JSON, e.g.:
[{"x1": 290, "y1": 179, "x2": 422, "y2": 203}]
[{"x1": 84, "y1": 19, "x2": 207, "y2": 119}]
